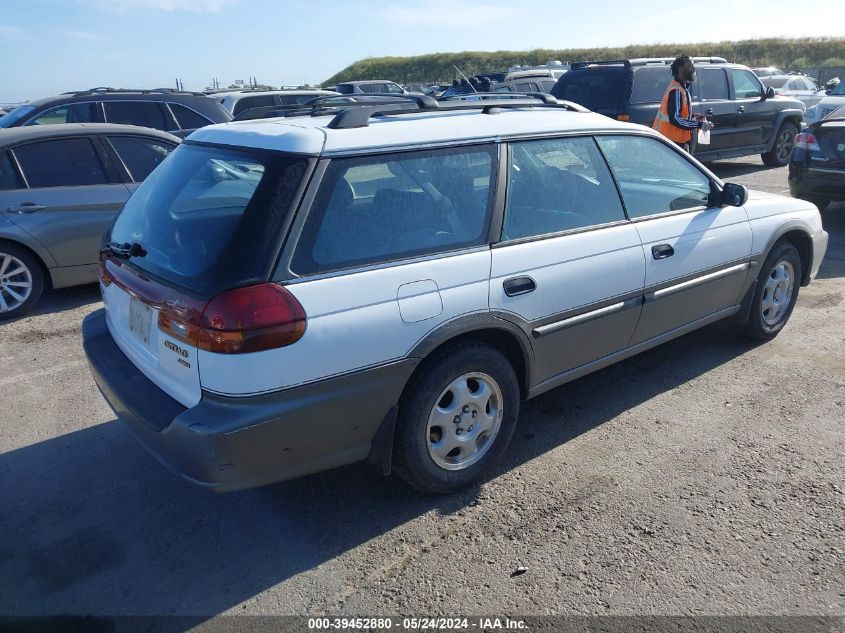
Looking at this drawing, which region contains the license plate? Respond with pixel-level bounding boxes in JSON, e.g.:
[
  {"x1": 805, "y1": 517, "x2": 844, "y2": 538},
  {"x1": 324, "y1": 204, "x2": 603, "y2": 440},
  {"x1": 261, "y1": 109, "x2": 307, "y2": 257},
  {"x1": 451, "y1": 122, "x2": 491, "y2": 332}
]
[{"x1": 128, "y1": 296, "x2": 153, "y2": 345}]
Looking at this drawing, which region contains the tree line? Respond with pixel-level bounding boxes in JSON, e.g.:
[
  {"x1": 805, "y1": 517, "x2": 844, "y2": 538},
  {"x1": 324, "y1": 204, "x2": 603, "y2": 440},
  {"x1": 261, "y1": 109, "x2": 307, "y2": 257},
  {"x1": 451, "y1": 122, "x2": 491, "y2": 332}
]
[{"x1": 322, "y1": 37, "x2": 845, "y2": 86}]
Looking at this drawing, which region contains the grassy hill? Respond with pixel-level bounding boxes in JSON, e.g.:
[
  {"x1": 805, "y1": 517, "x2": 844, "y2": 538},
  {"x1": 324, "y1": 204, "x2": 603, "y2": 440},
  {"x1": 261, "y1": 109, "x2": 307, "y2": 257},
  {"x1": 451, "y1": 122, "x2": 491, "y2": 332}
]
[{"x1": 322, "y1": 37, "x2": 845, "y2": 86}]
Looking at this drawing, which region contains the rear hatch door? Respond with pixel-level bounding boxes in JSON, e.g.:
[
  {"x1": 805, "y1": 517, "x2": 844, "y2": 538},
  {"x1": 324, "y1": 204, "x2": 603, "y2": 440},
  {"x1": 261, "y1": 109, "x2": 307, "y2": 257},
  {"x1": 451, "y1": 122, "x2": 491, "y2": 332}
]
[{"x1": 102, "y1": 142, "x2": 312, "y2": 408}]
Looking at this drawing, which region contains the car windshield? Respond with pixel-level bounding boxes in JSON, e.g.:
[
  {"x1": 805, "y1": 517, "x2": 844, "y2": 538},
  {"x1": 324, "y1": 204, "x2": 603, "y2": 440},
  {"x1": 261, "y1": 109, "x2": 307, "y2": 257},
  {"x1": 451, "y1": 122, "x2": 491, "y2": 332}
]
[
  {"x1": 830, "y1": 82, "x2": 845, "y2": 96},
  {"x1": 0, "y1": 104, "x2": 36, "y2": 128}
]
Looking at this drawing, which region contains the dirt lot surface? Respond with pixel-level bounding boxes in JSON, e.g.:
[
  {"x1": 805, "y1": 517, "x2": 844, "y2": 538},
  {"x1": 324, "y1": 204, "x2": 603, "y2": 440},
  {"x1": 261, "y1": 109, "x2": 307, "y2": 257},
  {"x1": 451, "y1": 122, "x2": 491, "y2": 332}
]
[{"x1": 1, "y1": 157, "x2": 843, "y2": 619}]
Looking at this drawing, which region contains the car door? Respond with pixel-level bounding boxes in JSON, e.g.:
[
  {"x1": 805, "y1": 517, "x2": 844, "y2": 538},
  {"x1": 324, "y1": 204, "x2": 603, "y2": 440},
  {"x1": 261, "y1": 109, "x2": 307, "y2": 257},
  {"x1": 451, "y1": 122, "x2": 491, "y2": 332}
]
[
  {"x1": 3, "y1": 136, "x2": 130, "y2": 270},
  {"x1": 729, "y1": 68, "x2": 771, "y2": 148},
  {"x1": 490, "y1": 136, "x2": 645, "y2": 386},
  {"x1": 691, "y1": 67, "x2": 735, "y2": 153},
  {"x1": 596, "y1": 134, "x2": 752, "y2": 344}
]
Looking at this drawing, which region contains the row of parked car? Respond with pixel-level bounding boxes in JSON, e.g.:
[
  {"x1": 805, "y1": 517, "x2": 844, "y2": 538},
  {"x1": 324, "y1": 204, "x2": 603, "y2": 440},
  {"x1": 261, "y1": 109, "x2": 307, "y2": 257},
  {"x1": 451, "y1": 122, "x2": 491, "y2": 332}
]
[
  {"x1": 1, "y1": 55, "x2": 843, "y2": 321},
  {"x1": 0, "y1": 66, "x2": 835, "y2": 494}
]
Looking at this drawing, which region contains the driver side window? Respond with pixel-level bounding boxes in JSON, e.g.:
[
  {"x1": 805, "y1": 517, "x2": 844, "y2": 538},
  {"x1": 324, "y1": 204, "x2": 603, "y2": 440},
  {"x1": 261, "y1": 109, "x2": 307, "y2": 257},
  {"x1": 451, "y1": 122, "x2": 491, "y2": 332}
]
[
  {"x1": 503, "y1": 136, "x2": 626, "y2": 240},
  {"x1": 596, "y1": 135, "x2": 712, "y2": 218},
  {"x1": 292, "y1": 145, "x2": 496, "y2": 275}
]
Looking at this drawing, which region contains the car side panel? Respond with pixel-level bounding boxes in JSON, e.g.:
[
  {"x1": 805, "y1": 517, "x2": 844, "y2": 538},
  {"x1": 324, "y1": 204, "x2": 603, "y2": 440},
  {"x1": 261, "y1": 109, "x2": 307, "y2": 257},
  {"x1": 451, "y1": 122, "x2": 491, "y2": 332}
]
[{"x1": 197, "y1": 250, "x2": 492, "y2": 396}]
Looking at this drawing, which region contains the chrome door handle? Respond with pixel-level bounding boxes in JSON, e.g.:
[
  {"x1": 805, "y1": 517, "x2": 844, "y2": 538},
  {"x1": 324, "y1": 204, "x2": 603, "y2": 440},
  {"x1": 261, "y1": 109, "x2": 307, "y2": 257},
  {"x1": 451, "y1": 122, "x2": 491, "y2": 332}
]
[
  {"x1": 737, "y1": 106, "x2": 745, "y2": 114},
  {"x1": 705, "y1": 108, "x2": 715, "y2": 115},
  {"x1": 7, "y1": 203, "x2": 46, "y2": 214}
]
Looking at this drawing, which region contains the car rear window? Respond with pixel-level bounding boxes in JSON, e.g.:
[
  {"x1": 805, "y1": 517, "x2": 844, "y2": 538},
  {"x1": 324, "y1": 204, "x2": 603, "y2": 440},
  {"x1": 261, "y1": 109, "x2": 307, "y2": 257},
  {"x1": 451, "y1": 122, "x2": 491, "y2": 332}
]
[
  {"x1": 109, "y1": 143, "x2": 309, "y2": 295},
  {"x1": 630, "y1": 67, "x2": 673, "y2": 104},
  {"x1": 169, "y1": 103, "x2": 212, "y2": 129},
  {"x1": 551, "y1": 67, "x2": 630, "y2": 109}
]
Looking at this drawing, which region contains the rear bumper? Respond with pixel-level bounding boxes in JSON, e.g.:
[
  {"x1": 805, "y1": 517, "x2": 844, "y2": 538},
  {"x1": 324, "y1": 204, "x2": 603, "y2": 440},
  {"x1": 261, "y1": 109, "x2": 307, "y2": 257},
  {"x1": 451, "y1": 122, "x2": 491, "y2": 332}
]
[
  {"x1": 82, "y1": 309, "x2": 417, "y2": 491},
  {"x1": 789, "y1": 164, "x2": 845, "y2": 200}
]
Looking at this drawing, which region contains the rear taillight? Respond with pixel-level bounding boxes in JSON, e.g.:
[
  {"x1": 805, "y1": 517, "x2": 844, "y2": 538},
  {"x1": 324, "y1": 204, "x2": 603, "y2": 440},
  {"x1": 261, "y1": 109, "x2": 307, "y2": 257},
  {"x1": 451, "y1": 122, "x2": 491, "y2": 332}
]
[
  {"x1": 795, "y1": 132, "x2": 820, "y2": 151},
  {"x1": 157, "y1": 282, "x2": 306, "y2": 354},
  {"x1": 99, "y1": 252, "x2": 114, "y2": 287}
]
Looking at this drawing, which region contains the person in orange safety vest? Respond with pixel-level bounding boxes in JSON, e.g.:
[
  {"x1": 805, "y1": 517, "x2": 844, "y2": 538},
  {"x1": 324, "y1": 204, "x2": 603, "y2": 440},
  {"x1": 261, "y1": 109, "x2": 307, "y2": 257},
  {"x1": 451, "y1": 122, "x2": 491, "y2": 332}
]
[{"x1": 653, "y1": 55, "x2": 713, "y2": 152}]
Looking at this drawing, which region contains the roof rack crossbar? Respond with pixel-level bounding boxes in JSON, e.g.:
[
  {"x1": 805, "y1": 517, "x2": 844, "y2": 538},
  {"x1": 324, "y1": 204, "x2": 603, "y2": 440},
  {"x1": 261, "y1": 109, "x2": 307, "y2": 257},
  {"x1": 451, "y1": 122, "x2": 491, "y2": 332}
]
[{"x1": 327, "y1": 96, "x2": 590, "y2": 129}]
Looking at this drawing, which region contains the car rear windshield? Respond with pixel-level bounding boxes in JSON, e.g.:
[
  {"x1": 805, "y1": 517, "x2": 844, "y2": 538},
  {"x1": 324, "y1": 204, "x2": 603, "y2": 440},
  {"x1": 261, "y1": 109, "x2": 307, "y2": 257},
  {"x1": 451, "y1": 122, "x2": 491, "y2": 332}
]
[
  {"x1": 551, "y1": 67, "x2": 631, "y2": 109},
  {"x1": 109, "y1": 143, "x2": 309, "y2": 295}
]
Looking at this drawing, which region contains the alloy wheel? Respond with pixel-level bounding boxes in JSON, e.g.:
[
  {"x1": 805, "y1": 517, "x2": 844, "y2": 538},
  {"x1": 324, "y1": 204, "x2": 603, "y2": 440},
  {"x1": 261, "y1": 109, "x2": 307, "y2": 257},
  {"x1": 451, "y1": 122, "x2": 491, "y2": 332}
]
[{"x1": 0, "y1": 252, "x2": 34, "y2": 314}]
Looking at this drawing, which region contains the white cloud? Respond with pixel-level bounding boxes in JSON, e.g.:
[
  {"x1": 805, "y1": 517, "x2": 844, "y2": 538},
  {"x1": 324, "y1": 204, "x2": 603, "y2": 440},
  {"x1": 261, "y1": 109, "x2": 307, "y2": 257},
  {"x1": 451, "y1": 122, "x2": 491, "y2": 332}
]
[
  {"x1": 84, "y1": 0, "x2": 238, "y2": 13},
  {"x1": 382, "y1": 1, "x2": 522, "y2": 28}
]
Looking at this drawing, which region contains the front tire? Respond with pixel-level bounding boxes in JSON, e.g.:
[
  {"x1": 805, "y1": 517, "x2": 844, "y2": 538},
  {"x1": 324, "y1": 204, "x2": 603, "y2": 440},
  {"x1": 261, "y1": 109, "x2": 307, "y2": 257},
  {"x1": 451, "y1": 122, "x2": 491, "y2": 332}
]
[
  {"x1": 393, "y1": 342, "x2": 520, "y2": 494},
  {"x1": 738, "y1": 241, "x2": 802, "y2": 341},
  {"x1": 0, "y1": 243, "x2": 43, "y2": 320},
  {"x1": 761, "y1": 121, "x2": 798, "y2": 167}
]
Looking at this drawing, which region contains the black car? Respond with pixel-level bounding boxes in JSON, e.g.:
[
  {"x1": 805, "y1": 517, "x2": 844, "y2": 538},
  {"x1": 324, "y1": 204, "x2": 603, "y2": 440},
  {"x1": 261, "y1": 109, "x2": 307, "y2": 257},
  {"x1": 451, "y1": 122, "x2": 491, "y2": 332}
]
[
  {"x1": 789, "y1": 104, "x2": 845, "y2": 210},
  {"x1": 0, "y1": 88, "x2": 232, "y2": 136},
  {"x1": 551, "y1": 58, "x2": 805, "y2": 165}
]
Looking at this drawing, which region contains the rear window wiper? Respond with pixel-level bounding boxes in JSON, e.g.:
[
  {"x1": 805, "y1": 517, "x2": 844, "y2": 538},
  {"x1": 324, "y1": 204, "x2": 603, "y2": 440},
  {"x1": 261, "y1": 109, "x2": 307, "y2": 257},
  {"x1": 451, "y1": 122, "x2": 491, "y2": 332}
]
[{"x1": 103, "y1": 241, "x2": 147, "y2": 259}]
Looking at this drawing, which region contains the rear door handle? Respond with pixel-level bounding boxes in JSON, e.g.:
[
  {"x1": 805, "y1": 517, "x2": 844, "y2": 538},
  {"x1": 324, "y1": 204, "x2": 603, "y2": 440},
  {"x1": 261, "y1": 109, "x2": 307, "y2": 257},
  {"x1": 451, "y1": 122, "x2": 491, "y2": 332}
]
[
  {"x1": 503, "y1": 276, "x2": 536, "y2": 297},
  {"x1": 737, "y1": 106, "x2": 745, "y2": 114},
  {"x1": 705, "y1": 107, "x2": 715, "y2": 115},
  {"x1": 7, "y1": 203, "x2": 46, "y2": 214},
  {"x1": 652, "y1": 244, "x2": 675, "y2": 260}
]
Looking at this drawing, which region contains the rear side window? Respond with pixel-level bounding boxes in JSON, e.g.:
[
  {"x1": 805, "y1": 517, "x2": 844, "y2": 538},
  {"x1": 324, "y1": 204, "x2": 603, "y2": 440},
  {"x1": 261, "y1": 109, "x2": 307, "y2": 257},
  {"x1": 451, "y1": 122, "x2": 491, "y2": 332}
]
[
  {"x1": 292, "y1": 145, "x2": 496, "y2": 275},
  {"x1": 26, "y1": 103, "x2": 95, "y2": 126},
  {"x1": 730, "y1": 69, "x2": 764, "y2": 99},
  {"x1": 232, "y1": 95, "x2": 276, "y2": 116},
  {"x1": 596, "y1": 136, "x2": 712, "y2": 218},
  {"x1": 552, "y1": 68, "x2": 629, "y2": 109},
  {"x1": 104, "y1": 101, "x2": 168, "y2": 130},
  {"x1": 108, "y1": 136, "x2": 176, "y2": 181},
  {"x1": 0, "y1": 153, "x2": 22, "y2": 190},
  {"x1": 14, "y1": 138, "x2": 109, "y2": 188},
  {"x1": 109, "y1": 144, "x2": 308, "y2": 294},
  {"x1": 631, "y1": 67, "x2": 673, "y2": 103},
  {"x1": 504, "y1": 137, "x2": 626, "y2": 240},
  {"x1": 169, "y1": 103, "x2": 212, "y2": 129}
]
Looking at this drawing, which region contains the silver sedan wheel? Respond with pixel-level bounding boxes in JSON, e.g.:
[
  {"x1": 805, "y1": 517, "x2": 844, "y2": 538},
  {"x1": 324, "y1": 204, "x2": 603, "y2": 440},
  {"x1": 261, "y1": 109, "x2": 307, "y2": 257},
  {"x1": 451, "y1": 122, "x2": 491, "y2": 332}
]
[
  {"x1": 761, "y1": 260, "x2": 794, "y2": 326},
  {"x1": 426, "y1": 372, "x2": 504, "y2": 471},
  {"x1": 0, "y1": 252, "x2": 33, "y2": 314}
]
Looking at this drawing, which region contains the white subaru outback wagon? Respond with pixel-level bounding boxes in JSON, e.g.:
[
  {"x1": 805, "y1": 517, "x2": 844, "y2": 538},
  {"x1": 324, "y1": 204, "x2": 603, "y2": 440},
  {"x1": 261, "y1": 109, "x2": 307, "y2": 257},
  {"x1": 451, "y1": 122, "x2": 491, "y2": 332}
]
[{"x1": 83, "y1": 95, "x2": 828, "y2": 494}]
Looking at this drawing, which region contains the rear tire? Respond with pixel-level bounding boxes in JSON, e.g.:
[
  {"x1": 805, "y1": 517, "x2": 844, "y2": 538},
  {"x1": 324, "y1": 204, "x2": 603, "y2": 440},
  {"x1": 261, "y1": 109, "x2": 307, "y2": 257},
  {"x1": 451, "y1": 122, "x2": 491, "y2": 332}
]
[
  {"x1": 0, "y1": 242, "x2": 43, "y2": 320},
  {"x1": 761, "y1": 121, "x2": 798, "y2": 167},
  {"x1": 738, "y1": 241, "x2": 801, "y2": 341},
  {"x1": 393, "y1": 342, "x2": 520, "y2": 494}
]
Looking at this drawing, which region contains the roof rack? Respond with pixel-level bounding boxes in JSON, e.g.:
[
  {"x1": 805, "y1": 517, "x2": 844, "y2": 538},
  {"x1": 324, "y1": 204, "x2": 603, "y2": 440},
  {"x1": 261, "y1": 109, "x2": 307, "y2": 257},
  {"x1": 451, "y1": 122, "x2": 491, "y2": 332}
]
[
  {"x1": 571, "y1": 57, "x2": 728, "y2": 70},
  {"x1": 232, "y1": 94, "x2": 433, "y2": 122},
  {"x1": 63, "y1": 87, "x2": 208, "y2": 97},
  {"x1": 327, "y1": 93, "x2": 589, "y2": 130}
]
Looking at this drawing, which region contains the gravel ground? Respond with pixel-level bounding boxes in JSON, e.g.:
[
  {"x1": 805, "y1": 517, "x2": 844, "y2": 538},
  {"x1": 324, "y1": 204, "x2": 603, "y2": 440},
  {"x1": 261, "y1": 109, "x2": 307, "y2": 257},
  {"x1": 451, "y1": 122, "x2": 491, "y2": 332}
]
[{"x1": 0, "y1": 157, "x2": 843, "y2": 619}]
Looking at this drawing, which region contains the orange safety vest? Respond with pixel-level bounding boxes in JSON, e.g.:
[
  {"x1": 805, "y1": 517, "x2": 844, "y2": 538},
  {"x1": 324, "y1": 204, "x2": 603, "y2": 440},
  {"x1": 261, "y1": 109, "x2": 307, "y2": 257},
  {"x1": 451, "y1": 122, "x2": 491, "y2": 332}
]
[{"x1": 653, "y1": 79, "x2": 693, "y2": 144}]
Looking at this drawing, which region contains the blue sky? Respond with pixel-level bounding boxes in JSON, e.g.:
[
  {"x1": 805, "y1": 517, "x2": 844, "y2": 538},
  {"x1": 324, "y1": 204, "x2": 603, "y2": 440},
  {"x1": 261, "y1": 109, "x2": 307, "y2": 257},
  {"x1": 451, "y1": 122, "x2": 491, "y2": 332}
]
[{"x1": 1, "y1": 0, "x2": 843, "y2": 103}]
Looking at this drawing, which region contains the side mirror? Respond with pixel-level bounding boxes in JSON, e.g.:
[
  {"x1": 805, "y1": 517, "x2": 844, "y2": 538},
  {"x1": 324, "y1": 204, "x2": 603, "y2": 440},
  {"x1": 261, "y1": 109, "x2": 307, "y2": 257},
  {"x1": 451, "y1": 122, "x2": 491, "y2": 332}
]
[
  {"x1": 765, "y1": 87, "x2": 776, "y2": 99},
  {"x1": 826, "y1": 89, "x2": 833, "y2": 95},
  {"x1": 721, "y1": 182, "x2": 748, "y2": 207}
]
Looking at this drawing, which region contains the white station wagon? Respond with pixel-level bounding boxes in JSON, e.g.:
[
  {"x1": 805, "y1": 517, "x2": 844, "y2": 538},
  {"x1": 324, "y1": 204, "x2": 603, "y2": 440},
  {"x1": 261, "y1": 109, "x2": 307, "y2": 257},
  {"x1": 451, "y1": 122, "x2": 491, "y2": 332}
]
[{"x1": 83, "y1": 95, "x2": 828, "y2": 494}]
